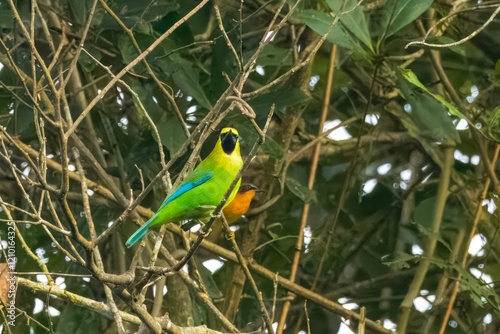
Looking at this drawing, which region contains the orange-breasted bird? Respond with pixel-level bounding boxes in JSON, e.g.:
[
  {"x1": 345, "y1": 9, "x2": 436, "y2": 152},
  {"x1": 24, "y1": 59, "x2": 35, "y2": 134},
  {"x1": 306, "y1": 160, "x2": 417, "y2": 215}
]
[
  {"x1": 222, "y1": 184, "x2": 257, "y2": 224},
  {"x1": 206, "y1": 184, "x2": 257, "y2": 242}
]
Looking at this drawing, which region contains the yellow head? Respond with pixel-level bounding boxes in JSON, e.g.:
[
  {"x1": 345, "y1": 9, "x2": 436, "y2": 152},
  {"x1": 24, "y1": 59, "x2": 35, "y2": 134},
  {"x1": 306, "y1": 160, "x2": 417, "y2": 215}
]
[{"x1": 218, "y1": 127, "x2": 241, "y2": 157}]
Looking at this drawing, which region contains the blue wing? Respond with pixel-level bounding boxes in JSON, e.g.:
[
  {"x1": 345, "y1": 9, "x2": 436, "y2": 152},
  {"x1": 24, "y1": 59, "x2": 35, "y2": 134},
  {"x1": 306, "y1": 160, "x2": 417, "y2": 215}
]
[{"x1": 158, "y1": 171, "x2": 213, "y2": 210}]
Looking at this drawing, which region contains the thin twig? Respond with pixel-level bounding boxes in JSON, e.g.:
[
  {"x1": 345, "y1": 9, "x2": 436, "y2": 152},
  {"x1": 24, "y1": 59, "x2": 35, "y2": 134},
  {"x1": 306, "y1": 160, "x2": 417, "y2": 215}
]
[
  {"x1": 277, "y1": 43, "x2": 337, "y2": 333},
  {"x1": 438, "y1": 145, "x2": 500, "y2": 334},
  {"x1": 406, "y1": 5, "x2": 500, "y2": 49},
  {"x1": 398, "y1": 145, "x2": 455, "y2": 333},
  {"x1": 65, "y1": 0, "x2": 210, "y2": 139}
]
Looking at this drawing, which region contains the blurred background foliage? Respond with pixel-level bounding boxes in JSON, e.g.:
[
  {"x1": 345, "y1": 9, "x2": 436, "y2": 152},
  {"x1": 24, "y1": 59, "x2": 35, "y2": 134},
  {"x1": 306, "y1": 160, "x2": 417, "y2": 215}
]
[{"x1": 1, "y1": 0, "x2": 500, "y2": 333}]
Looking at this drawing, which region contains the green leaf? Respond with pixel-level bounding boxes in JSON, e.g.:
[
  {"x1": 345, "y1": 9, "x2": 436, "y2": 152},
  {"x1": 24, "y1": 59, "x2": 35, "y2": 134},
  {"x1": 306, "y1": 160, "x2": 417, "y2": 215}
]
[
  {"x1": 98, "y1": 0, "x2": 178, "y2": 31},
  {"x1": 196, "y1": 258, "x2": 223, "y2": 299},
  {"x1": 293, "y1": 10, "x2": 360, "y2": 50},
  {"x1": 78, "y1": 45, "x2": 102, "y2": 72},
  {"x1": 0, "y1": 4, "x2": 13, "y2": 29},
  {"x1": 56, "y1": 303, "x2": 100, "y2": 334},
  {"x1": 400, "y1": 68, "x2": 467, "y2": 120},
  {"x1": 428, "y1": 258, "x2": 498, "y2": 308},
  {"x1": 380, "y1": 0, "x2": 433, "y2": 38},
  {"x1": 262, "y1": 136, "x2": 283, "y2": 160},
  {"x1": 249, "y1": 86, "x2": 311, "y2": 118},
  {"x1": 68, "y1": 0, "x2": 92, "y2": 25},
  {"x1": 415, "y1": 224, "x2": 452, "y2": 253},
  {"x1": 285, "y1": 176, "x2": 317, "y2": 203},
  {"x1": 244, "y1": 44, "x2": 293, "y2": 67},
  {"x1": 327, "y1": 0, "x2": 373, "y2": 51},
  {"x1": 156, "y1": 113, "x2": 188, "y2": 154},
  {"x1": 172, "y1": 65, "x2": 213, "y2": 110},
  {"x1": 397, "y1": 68, "x2": 460, "y2": 142},
  {"x1": 486, "y1": 106, "x2": 500, "y2": 142},
  {"x1": 382, "y1": 251, "x2": 417, "y2": 269},
  {"x1": 117, "y1": 35, "x2": 140, "y2": 68}
]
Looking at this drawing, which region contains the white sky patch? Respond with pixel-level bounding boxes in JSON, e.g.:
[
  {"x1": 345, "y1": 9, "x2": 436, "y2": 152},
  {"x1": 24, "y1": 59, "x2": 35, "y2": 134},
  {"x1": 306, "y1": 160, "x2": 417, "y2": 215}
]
[
  {"x1": 303, "y1": 226, "x2": 312, "y2": 253},
  {"x1": 47, "y1": 154, "x2": 54, "y2": 159},
  {"x1": 364, "y1": 114, "x2": 379, "y2": 125},
  {"x1": 414, "y1": 296, "x2": 432, "y2": 312},
  {"x1": 482, "y1": 198, "x2": 497, "y2": 214},
  {"x1": 0, "y1": 62, "x2": 4, "y2": 71},
  {"x1": 48, "y1": 306, "x2": 61, "y2": 316},
  {"x1": 186, "y1": 96, "x2": 193, "y2": 102},
  {"x1": 377, "y1": 163, "x2": 392, "y2": 175},
  {"x1": 342, "y1": 302, "x2": 359, "y2": 310},
  {"x1": 324, "y1": 120, "x2": 352, "y2": 140},
  {"x1": 152, "y1": 284, "x2": 168, "y2": 297},
  {"x1": 188, "y1": 223, "x2": 201, "y2": 232},
  {"x1": 456, "y1": 119, "x2": 469, "y2": 130},
  {"x1": 264, "y1": 30, "x2": 276, "y2": 42},
  {"x1": 55, "y1": 277, "x2": 66, "y2": 290},
  {"x1": 256, "y1": 65, "x2": 265, "y2": 76},
  {"x1": 230, "y1": 225, "x2": 239, "y2": 232},
  {"x1": 468, "y1": 234, "x2": 486, "y2": 256},
  {"x1": 471, "y1": 155, "x2": 480, "y2": 165},
  {"x1": 68, "y1": 164, "x2": 76, "y2": 172},
  {"x1": 36, "y1": 248, "x2": 49, "y2": 264},
  {"x1": 400, "y1": 181, "x2": 408, "y2": 190},
  {"x1": 83, "y1": 277, "x2": 91, "y2": 282},
  {"x1": 412, "y1": 244, "x2": 424, "y2": 255},
  {"x1": 186, "y1": 105, "x2": 197, "y2": 114},
  {"x1": 400, "y1": 169, "x2": 412, "y2": 182},
  {"x1": 87, "y1": 189, "x2": 94, "y2": 196},
  {"x1": 383, "y1": 319, "x2": 397, "y2": 331},
  {"x1": 454, "y1": 149, "x2": 469, "y2": 163},
  {"x1": 466, "y1": 85, "x2": 479, "y2": 103},
  {"x1": 272, "y1": 322, "x2": 279, "y2": 333},
  {"x1": 203, "y1": 259, "x2": 224, "y2": 273},
  {"x1": 470, "y1": 268, "x2": 493, "y2": 284},
  {"x1": 22, "y1": 166, "x2": 31, "y2": 178},
  {"x1": 33, "y1": 298, "x2": 44, "y2": 314},
  {"x1": 337, "y1": 322, "x2": 355, "y2": 334},
  {"x1": 309, "y1": 75, "x2": 319, "y2": 90},
  {"x1": 484, "y1": 313, "x2": 493, "y2": 324},
  {"x1": 363, "y1": 179, "x2": 377, "y2": 194},
  {"x1": 108, "y1": 221, "x2": 114, "y2": 227},
  {"x1": 404, "y1": 104, "x2": 412, "y2": 113}
]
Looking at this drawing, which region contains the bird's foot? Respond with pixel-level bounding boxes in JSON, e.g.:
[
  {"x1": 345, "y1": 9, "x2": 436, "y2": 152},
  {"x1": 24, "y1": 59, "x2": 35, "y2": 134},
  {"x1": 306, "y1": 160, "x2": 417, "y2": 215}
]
[{"x1": 225, "y1": 230, "x2": 235, "y2": 240}]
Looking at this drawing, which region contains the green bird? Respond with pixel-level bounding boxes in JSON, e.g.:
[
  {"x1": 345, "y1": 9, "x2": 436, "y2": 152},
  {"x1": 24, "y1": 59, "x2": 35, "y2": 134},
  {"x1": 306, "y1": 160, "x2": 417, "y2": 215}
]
[{"x1": 125, "y1": 127, "x2": 243, "y2": 248}]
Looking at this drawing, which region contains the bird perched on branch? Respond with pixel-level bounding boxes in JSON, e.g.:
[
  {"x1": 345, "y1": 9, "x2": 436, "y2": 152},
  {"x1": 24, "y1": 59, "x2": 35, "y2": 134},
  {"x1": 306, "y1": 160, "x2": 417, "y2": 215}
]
[
  {"x1": 206, "y1": 184, "x2": 257, "y2": 242},
  {"x1": 126, "y1": 127, "x2": 243, "y2": 248},
  {"x1": 222, "y1": 184, "x2": 257, "y2": 224}
]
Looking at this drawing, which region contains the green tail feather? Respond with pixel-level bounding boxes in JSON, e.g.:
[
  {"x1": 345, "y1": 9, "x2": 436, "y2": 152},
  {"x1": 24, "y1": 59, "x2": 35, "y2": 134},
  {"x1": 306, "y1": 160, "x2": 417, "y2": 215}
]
[{"x1": 125, "y1": 217, "x2": 153, "y2": 248}]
